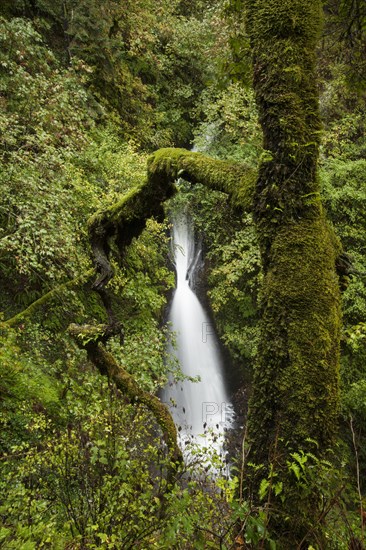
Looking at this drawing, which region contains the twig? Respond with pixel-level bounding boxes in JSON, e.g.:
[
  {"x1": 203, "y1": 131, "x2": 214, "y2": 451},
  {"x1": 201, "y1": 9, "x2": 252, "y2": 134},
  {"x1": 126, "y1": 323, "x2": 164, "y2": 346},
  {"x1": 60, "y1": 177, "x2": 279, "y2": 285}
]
[
  {"x1": 350, "y1": 414, "x2": 365, "y2": 543},
  {"x1": 297, "y1": 483, "x2": 346, "y2": 549},
  {"x1": 239, "y1": 421, "x2": 249, "y2": 504}
]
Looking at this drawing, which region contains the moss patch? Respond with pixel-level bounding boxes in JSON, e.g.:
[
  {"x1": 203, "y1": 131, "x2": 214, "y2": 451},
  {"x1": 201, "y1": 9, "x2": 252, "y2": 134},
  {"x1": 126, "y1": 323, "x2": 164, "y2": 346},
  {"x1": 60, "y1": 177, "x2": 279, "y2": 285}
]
[
  {"x1": 148, "y1": 148, "x2": 256, "y2": 211},
  {"x1": 247, "y1": 217, "x2": 340, "y2": 457}
]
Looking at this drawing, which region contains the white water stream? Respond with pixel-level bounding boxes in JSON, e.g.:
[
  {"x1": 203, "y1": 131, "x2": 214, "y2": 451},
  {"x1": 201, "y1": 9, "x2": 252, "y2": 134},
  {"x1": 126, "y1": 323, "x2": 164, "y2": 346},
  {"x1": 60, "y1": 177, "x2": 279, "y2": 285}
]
[{"x1": 162, "y1": 213, "x2": 234, "y2": 460}]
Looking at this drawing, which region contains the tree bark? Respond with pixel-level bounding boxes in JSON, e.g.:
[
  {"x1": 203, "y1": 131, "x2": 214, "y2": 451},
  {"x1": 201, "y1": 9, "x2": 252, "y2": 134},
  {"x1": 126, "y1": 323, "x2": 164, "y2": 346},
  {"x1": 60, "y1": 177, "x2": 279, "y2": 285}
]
[{"x1": 243, "y1": 0, "x2": 341, "y2": 544}]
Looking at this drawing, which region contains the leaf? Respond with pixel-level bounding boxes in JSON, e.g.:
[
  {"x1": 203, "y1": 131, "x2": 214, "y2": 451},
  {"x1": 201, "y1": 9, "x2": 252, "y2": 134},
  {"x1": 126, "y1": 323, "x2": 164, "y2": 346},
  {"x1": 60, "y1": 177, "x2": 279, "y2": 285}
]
[
  {"x1": 97, "y1": 533, "x2": 109, "y2": 543},
  {"x1": 259, "y1": 478, "x2": 270, "y2": 500},
  {"x1": 288, "y1": 462, "x2": 301, "y2": 480},
  {"x1": 274, "y1": 481, "x2": 283, "y2": 496},
  {"x1": 0, "y1": 527, "x2": 11, "y2": 542}
]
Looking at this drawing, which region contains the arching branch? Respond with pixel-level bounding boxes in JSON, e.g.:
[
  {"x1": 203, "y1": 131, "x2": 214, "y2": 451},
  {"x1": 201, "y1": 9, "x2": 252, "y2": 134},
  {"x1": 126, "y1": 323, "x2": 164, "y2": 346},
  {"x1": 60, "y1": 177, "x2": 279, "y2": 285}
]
[
  {"x1": 88, "y1": 148, "x2": 256, "y2": 292},
  {"x1": 68, "y1": 323, "x2": 183, "y2": 476},
  {"x1": 147, "y1": 148, "x2": 256, "y2": 211}
]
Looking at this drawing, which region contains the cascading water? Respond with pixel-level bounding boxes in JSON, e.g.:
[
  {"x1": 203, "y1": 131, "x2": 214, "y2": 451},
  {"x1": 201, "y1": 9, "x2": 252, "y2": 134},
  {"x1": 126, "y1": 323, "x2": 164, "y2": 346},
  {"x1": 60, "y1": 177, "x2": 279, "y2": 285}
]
[{"x1": 162, "y1": 212, "x2": 233, "y2": 459}]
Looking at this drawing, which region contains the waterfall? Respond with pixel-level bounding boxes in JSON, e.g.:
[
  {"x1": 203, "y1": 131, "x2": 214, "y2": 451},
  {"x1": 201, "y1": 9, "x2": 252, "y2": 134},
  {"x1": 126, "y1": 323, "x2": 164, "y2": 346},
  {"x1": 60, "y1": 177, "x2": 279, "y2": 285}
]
[{"x1": 162, "y1": 212, "x2": 234, "y2": 459}]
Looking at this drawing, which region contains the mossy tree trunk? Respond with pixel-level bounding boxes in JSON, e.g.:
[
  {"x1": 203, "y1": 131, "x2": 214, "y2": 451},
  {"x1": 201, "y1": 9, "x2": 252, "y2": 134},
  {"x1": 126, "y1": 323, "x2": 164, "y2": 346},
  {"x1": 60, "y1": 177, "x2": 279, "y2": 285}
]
[{"x1": 242, "y1": 0, "x2": 341, "y2": 544}]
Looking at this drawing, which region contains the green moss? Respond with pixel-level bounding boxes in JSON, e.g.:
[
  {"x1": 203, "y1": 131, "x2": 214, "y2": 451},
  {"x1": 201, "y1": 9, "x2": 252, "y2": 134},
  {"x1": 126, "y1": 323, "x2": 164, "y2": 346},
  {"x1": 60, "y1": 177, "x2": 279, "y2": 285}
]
[
  {"x1": 88, "y1": 178, "x2": 175, "y2": 240},
  {"x1": 148, "y1": 148, "x2": 256, "y2": 211},
  {"x1": 88, "y1": 170, "x2": 177, "y2": 288},
  {"x1": 244, "y1": 216, "x2": 341, "y2": 545},
  {"x1": 245, "y1": 0, "x2": 322, "y2": 43},
  {"x1": 248, "y1": 216, "x2": 340, "y2": 453},
  {"x1": 244, "y1": 0, "x2": 324, "y2": 266}
]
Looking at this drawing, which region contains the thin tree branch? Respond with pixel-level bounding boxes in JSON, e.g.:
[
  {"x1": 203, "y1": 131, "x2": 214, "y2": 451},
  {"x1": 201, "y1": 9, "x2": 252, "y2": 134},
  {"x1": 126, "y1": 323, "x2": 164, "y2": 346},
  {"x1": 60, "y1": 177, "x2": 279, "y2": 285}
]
[{"x1": 68, "y1": 323, "x2": 183, "y2": 477}]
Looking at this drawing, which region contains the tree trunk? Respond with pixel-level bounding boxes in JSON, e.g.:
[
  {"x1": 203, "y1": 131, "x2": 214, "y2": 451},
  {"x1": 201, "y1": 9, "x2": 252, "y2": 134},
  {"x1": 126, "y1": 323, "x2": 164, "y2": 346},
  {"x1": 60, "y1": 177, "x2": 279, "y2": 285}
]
[{"x1": 243, "y1": 0, "x2": 341, "y2": 544}]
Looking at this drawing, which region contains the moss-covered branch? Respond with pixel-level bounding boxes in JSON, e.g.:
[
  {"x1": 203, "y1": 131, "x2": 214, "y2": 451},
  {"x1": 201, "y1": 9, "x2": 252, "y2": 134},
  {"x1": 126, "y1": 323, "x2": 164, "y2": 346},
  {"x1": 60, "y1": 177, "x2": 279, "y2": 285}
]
[
  {"x1": 147, "y1": 148, "x2": 256, "y2": 211},
  {"x1": 5, "y1": 269, "x2": 95, "y2": 327},
  {"x1": 88, "y1": 148, "x2": 256, "y2": 290},
  {"x1": 69, "y1": 323, "x2": 183, "y2": 472},
  {"x1": 88, "y1": 174, "x2": 176, "y2": 290}
]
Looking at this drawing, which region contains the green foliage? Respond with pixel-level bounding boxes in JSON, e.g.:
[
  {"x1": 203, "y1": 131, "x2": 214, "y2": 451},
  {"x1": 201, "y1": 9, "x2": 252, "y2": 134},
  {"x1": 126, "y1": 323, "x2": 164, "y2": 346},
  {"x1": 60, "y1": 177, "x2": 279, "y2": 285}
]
[
  {"x1": 0, "y1": 15, "x2": 161, "y2": 318},
  {"x1": 0, "y1": 17, "x2": 234, "y2": 542},
  {"x1": 0, "y1": 16, "x2": 94, "y2": 310},
  {"x1": 206, "y1": 213, "x2": 261, "y2": 362},
  {"x1": 320, "y1": 151, "x2": 366, "y2": 495},
  {"x1": 320, "y1": 157, "x2": 366, "y2": 331},
  {"x1": 0, "y1": 15, "x2": 222, "y2": 549},
  {"x1": 0, "y1": 365, "x2": 234, "y2": 548},
  {"x1": 2, "y1": 1, "x2": 366, "y2": 547},
  {"x1": 320, "y1": 64, "x2": 366, "y2": 161},
  {"x1": 231, "y1": 439, "x2": 364, "y2": 549},
  {"x1": 1, "y1": 0, "x2": 226, "y2": 149},
  {"x1": 0, "y1": 323, "x2": 61, "y2": 453},
  {"x1": 106, "y1": 218, "x2": 177, "y2": 392},
  {"x1": 152, "y1": 8, "x2": 226, "y2": 148},
  {"x1": 323, "y1": 0, "x2": 366, "y2": 90},
  {"x1": 194, "y1": 82, "x2": 263, "y2": 165}
]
